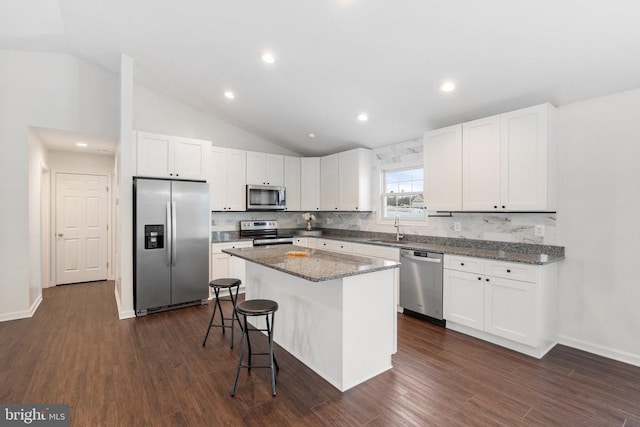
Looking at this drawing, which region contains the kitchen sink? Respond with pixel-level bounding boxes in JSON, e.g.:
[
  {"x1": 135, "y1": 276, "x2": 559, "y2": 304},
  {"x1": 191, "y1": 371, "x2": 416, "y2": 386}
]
[{"x1": 366, "y1": 239, "x2": 404, "y2": 245}]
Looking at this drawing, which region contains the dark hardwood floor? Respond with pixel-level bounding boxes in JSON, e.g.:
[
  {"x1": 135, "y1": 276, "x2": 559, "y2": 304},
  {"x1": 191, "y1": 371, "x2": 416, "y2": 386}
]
[{"x1": 1, "y1": 281, "x2": 639, "y2": 426}]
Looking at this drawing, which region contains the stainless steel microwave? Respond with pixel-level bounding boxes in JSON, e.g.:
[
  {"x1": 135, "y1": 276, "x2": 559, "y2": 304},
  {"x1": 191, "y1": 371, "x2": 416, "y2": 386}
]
[{"x1": 246, "y1": 185, "x2": 286, "y2": 210}]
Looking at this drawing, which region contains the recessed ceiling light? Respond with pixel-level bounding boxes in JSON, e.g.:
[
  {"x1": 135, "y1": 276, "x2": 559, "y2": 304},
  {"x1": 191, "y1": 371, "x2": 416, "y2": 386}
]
[
  {"x1": 224, "y1": 91, "x2": 235, "y2": 99},
  {"x1": 440, "y1": 81, "x2": 456, "y2": 92},
  {"x1": 357, "y1": 113, "x2": 369, "y2": 122},
  {"x1": 307, "y1": 133, "x2": 317, "y2": 138},
  {"x1": 75, "y1": 142, "x2": 88, "y2": 147},
  {"x1": 261, "y1": 52, "x2": 275, "y2": 64}
]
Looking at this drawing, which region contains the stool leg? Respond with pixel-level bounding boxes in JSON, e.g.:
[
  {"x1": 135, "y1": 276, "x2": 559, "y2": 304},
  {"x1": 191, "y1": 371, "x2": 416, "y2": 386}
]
[
  {"x1": 202, "y1": 287, "x2": 221, "y2": 347},
  {"x1": 228, "y1": 285, "x2": 240, "y2": 349},
  {"x1": 268, "y1": 312, "x2": 277, "y2": 396},
  {"x1": 231, "y1": 313, "x2": 247, "y2": 397},
  {"x1": 265, "y1": 314, "x2": 279, "y2": 371},
  {"x1": 245, "y1": 314, "x2": 252, "y2": 371}
]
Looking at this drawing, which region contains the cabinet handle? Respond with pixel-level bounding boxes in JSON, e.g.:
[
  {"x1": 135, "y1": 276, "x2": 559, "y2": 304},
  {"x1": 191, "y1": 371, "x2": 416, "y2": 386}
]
[
  {"x1": 170, "y1": 173, "x2": 173, "y2": 176},
  {"x1": 176, "y1": 174, "x2": 179, "y2": 177},
  {"x1": 502, "y1": 205, "x2": 505, "y2": 209},
  {"x1": 493, "y1": 205, "x2": 497, "y2": 209},
  {"x1": 506, "y1": 269, "x2": 511, "y2": 273},
  {"x1": 460, "y1": 262, "x2": 464, "y2": 266},
  {"x1": 477, "y1": 277, "x2": 482, "y2": 280},
  {"x1": 486, "y1": 278, "x2": 490, "y2": 282},
  {"x1": 355, "y1": 207, "x2": 358, "y2": 210}
]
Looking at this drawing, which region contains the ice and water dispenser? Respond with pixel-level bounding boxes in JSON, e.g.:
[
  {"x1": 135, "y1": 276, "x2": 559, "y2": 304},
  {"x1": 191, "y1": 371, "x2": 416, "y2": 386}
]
[{"x1": 144, "y1": 224, "x2": 164, "y2": 249}]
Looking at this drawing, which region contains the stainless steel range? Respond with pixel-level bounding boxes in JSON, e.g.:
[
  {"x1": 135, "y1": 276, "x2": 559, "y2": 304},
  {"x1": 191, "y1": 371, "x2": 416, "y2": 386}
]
[{"x1": 239, "y1": 220, "x2": 294, "y2": 246}]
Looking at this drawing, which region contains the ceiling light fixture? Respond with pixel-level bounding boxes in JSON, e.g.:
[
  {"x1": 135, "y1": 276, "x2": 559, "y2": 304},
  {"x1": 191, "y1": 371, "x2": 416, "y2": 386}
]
[
  {"x1": 307, "y1": 133, "x2": 317, "y2": 138},
  {"x1": 440, "y1": 81, "x2": 456, "y2": 92},
  {"x1": 224, "y1": 91, "x2": 235, "y2": 99},
  {"x1": 261, "y1": 52, "x2": 276, "y2": 64},
  {"x1": 357, "y1": 113, "x2": 369, "y2": 122},
  {"x1": 75, "y1": 142, "x2": 88, "y2": 147}
]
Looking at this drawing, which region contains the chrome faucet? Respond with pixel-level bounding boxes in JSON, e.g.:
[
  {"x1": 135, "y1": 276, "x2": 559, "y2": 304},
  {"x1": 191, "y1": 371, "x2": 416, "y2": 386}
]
[{"x1": 394, "y1": 215, "x2": 404, "y2": 241}]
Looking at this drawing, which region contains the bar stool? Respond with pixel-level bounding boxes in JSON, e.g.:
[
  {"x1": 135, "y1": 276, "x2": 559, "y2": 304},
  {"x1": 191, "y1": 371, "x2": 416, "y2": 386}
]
[
  {"x1": 202, "y1": 278, "x2": 242, "y2": 348},
  {"x1": 231, "y1": 299, "x2": 279, "y2": 397}
]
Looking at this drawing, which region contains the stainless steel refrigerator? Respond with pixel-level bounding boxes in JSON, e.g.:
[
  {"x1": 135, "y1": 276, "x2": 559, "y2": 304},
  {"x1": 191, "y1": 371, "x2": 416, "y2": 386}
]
[{"x1": 133, "y1": 178, "x2": 210, "y2": 316}]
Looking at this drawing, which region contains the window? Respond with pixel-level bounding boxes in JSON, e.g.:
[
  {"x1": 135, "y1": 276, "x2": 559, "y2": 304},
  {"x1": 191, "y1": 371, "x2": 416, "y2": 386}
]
[{"x1": 381, "y1": 166, "x2": 426, "y2": 220}]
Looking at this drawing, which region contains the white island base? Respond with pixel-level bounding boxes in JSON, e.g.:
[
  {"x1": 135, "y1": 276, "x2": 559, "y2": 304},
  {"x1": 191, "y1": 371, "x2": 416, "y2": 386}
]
[{"x1": 245, "y1": 262, "x2": 396, "y2": 392}]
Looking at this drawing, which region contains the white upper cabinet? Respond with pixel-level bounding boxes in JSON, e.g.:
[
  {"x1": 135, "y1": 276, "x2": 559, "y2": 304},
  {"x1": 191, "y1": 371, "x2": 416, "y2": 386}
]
[
  {"x1": 246, "y1": 152, "x2": 284, "y2": 186},
  {"x1": 427, "y1": 103, "x2": 557, "y2": 212},
  {"x1": 463, "y1": 115, "x2": 502, "y2": 210},
  {"x1": 284, "y1": 156, "x2": 301, "y2": 211},
  {"x1": 338, "y1": 148, "x2": 372, "y2": 211},
  {"x1": 500, "y1": 104, "x2": 556, "y2": 211},
  {"x1": 209, "y1": 147, "x2": 246, "y2": 211},
  {"x1": 300, "y1": 157, "x2": 321, "y2": 211},
  {"x1": 321, "y1": 148, "x2": 372, "y2": 211},
  {"x1": 136, "y1": 131, "x2": 209, "y2": 180},
  {"x1": 320, "y1": 153, "x2": 340, "y2": 210},
  {"x1": 424, "y1": 124, "x2": 463, "y2": 211}
]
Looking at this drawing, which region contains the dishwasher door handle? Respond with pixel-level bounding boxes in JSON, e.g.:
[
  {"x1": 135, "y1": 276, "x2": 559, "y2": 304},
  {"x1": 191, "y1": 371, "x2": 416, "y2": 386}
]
[{"x1": 402, "y1": 254, "x2": 442, "y2": 263}]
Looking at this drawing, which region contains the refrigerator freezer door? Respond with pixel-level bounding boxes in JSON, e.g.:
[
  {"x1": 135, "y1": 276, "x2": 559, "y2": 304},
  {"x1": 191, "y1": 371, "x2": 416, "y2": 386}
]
[
  {"x1": 170, "y1": 180, "x2": 210, "y2": 305},
  {"x1": 135, "y1": 179, "x2": 172, "y2": 311}
]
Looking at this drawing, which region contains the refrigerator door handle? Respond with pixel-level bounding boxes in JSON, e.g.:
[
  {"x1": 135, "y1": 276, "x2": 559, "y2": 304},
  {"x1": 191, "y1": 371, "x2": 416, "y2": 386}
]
[
  {"x1": 166, "y1": 201, "x2": 172, "y2": 267},
  {"x1": 171, "y1": 201, "x2": 177, "y2": 266}
]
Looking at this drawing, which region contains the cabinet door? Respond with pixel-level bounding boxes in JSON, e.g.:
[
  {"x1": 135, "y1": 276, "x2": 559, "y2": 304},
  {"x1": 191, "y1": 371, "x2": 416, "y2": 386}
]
[
  {"x1": 173, "y1": 137, "x2": 208, "y2": 180},
  {"x1": 484, "y1": 276, "x2": 537, "y2": 346},
  {"x1": 443, "y1": 269, "x2": 485, "y2": 330},
  {"x1": 264, "y1": 154, "x2": 284, "y2": 186},
  {"x1": 500, "y1": 104, "x2": 551, "y2": 211},
  {"x1": 424, "y1": 125, "x2": 462, "y2": 211},
  {"x1": 211, "y1": 253, "x2": 230, "y2": 281},
  {"x1": 300, "y1": 157, "x2": 321, "y2": 211},
  {"x1": 136, "y1": 132, "x2": 172, "y2": 178},
  {"x1": 338, "y1": 149, "x2": 371, "y2": 211},
  {"x1": 246, "y1": 151, "x2": 266, "y2": 185},
  {"x1": 226, "y1": 149, "x2": 247, "y2": 211},
  {"x1": 463, "y1": 115, "x2": 501, "y2": 210},
  {"x1": 209, "y1": 147, "x2": 227, "y2": 211},
  {"x1": 320, "y1": 153, "x2": 339, "y2": 210},
  {"x1": 284, "y1": 156, "x2": 301, "y2": 211}
]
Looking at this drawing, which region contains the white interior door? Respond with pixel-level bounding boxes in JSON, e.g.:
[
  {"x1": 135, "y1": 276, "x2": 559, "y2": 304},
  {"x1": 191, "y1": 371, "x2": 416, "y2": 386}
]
[{"x1": 55, "y1": 173, "x2": 109, "y2": 285}]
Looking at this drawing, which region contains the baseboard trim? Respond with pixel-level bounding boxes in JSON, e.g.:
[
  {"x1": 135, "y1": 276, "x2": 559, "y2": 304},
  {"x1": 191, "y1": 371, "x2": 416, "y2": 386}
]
[
  {"x1": 0, "y1": 295, "x2": 43, "y2": 323},
  {"x1": 114, "y1": 286, "x2": 135, "y2": 320},
  {"x1": 559, "y1": 335, "x2": 640, "y2": 368}
]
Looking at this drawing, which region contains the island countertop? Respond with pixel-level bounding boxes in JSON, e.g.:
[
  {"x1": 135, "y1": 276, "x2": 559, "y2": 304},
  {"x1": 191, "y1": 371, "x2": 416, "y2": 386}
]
[{"x1": 223, "y1": 245, "x2": 399, "y2": 282}]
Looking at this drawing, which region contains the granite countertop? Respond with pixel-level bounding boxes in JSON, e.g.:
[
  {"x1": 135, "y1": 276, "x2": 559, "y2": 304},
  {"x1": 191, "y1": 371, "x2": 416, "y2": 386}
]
[
  {"x1": 213, "y1": 229, "x2": 565, "y2": 265},
  {"x1": 222, "y1": 245, "x2": 400, "y2": 282}
]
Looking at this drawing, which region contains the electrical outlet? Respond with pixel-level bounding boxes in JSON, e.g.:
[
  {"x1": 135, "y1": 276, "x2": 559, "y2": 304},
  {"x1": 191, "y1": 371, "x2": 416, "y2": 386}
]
[
  {"x1": 534, "y1": 225, "x2": 545, "y2": 237},
  {"x1": 453, "y1": 221, "x2": 461, "y2": 232}
]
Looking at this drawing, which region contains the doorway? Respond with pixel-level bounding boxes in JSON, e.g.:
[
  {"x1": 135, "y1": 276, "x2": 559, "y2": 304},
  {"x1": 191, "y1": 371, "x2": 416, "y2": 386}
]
[{"x1": 54, "y1": 172, "x2": 109, "y2": 285}]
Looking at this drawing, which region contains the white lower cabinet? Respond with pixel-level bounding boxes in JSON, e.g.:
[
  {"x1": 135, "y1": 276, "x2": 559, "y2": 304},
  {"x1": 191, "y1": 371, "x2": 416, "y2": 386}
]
[
  {"x1": 443, "y1": 254, "x2": 557, "y2": 358},
  {"x1": 211, "y1": 241, "x2": 253, "y2": 296}
]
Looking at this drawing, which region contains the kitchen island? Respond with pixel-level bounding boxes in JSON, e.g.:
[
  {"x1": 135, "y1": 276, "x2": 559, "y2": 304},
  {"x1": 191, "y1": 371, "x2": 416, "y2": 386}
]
[{"x1": 223, "y1": 244, "x2": 399, "y2": 392}]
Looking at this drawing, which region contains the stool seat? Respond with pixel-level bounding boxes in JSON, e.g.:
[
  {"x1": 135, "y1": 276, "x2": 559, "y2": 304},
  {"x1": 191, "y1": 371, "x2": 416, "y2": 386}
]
[
  {"x1": 210, "y1": 278, "x2": 241, "y2": 288},
  {"x1": 236, "y1": 299, "x2": 278, "y2": 316}
]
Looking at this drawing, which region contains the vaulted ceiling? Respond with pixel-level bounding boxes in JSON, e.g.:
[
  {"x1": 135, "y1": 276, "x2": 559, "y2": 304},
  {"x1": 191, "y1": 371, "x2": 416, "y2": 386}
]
[{"x1": 3, "y1": 1, "x2": 640, "y2": 155}]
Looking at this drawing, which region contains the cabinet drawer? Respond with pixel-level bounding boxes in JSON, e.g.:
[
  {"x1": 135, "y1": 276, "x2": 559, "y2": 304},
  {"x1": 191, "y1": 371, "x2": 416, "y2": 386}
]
[
  {"x1": 352, "y1": 243, "x2": 400, "y2": 261},
  {"x1": 444, "y1": 255, "x2": 485, "y2": 274},
  {"x1": 212, "y1": 241, "x2": 253, "y2": 254},
  {"x1": 485, "y1": 260, "x2": 537, "y2": 283},
  {"x1": 316, "y1": 238, "x2": 352, "y2": 253}
]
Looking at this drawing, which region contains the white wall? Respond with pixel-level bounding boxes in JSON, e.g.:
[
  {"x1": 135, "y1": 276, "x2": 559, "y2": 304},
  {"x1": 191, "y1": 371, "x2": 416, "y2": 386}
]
[
  {"x1": 27, "y1": 129, "x2": 49, "y2": 308},
  {"x1": 0, "y1": 50, "x2": 119, "y2": 321},
  {"x1": 557, "y1": 88, "x2": 640, "y2": 366},
  {"x1": 47, "y1": 151, "x2": 114, "y2": 174},
  {"x1": 133, "y1": 83, "x2": 299, "y2": 155}
]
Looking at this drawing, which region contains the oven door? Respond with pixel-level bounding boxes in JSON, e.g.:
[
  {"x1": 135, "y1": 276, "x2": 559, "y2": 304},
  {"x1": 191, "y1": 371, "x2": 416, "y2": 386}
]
[{"x1": 246, "y1": 185, "x2": 286, "y2": 210}]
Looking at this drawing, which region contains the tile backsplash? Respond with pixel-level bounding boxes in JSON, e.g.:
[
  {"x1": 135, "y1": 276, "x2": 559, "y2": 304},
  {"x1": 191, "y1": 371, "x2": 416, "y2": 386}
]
[{"x1": 211, "y1": 138, "x2": 557, "y2": 245}]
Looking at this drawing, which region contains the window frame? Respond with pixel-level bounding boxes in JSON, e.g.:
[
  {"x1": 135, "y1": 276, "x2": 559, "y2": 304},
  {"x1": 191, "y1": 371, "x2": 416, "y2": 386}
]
[{"x1": 377, "y1": 162, "x2": 429, "y2": 226}]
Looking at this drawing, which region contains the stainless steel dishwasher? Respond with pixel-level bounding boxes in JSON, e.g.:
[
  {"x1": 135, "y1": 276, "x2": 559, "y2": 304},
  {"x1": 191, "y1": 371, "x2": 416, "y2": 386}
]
[{"x1": 399, "y1": 249, "x2": 445, "y2": 325}]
